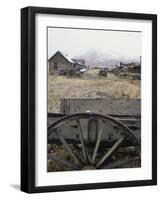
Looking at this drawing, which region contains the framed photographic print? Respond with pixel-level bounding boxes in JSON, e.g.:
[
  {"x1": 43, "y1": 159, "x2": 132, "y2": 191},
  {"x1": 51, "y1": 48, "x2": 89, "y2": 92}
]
[{"x1": 21, "y1": 6, "x2": 157, "y2": 193}]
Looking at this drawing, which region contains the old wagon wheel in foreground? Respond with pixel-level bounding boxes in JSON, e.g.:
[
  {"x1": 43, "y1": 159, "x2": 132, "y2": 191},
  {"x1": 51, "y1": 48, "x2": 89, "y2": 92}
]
[{"x1": 48, "y1": 113, "x2": 140, "y2": 171}]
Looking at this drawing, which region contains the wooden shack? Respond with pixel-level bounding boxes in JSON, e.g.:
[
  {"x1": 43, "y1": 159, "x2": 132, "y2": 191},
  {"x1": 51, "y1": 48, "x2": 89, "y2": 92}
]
[
  {"x1": 48, "y1": 51, "x2": 85, "y2": 74},
  {"x1": 48, "y1": 51, "x2": 74, "y2": 74},
  {"x1": 128, "y1": 64, "x2": 141, "y2": 74},
  {"x1": 72, "y1": 59, "x2": 86, "y2": 71},
  {"x1": 120, "y1": 62, "x2": 141, "y2": 74}
]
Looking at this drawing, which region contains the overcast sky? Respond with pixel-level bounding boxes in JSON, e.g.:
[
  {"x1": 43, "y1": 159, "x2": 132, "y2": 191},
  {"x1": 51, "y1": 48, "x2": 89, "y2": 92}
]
[{"x1": 48, "y1": 27, "x2": 141, "y2": 60}]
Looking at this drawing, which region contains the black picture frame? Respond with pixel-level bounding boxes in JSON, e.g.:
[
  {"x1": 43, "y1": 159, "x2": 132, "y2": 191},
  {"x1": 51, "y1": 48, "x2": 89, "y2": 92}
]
[{"x1": 21, "y1": 6, "x2": 157, "y2": 193}]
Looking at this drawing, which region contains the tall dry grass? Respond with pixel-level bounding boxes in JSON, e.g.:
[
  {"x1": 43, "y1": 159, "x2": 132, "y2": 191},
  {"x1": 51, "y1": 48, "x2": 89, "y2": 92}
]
[{"x1": 48, "y1": 70, "x2": 141, "y2": 113}]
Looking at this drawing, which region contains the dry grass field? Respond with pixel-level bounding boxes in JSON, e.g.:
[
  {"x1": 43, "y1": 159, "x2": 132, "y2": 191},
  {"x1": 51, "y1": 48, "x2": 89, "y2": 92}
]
[{"x1": 48, "y1": 69, "x2": 141, "y2": 113}]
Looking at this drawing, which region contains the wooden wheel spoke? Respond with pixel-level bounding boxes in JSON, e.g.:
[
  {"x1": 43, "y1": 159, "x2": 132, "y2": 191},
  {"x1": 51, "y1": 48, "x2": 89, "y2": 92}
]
[
  {"x1": 76, "y1": 119, "x2": 89, "y2": 163},
  {"x1": 48, "y1": 153, "x2": 80, "y2": 170},
  {"x1": 48, "y1": 119, "x2": 74, "y2": 136},
  {"x1": 53, "y1": 129, "x2": 83, "y2": 166},
  {"x1": 96, "y1": 135, "x2": 125, "y2": 168},
  {"x1": 91, "y1": 120, "x2": 105, "y2": 163}
]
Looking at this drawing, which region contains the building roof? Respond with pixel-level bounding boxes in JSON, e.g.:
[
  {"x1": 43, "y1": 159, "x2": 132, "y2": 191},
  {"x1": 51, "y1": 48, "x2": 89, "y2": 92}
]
[
  {"x1": 49, "y1": 51, "x2": 74, "y2": 63},
  {"x1": 72, "y1": 58, "x2": 85, "y2": 66}
]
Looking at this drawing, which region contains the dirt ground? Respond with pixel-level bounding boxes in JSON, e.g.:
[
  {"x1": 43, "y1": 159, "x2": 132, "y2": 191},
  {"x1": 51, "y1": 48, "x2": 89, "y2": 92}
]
[{"x1": 48, "y1": 69, "x2": 141, "y2": 113}]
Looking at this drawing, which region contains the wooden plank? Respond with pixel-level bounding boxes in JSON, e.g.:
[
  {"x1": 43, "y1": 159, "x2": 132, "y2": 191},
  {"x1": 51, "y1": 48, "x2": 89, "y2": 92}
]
[{"x1": 60, "y1": 98, "x2": 141, "y2": 116}]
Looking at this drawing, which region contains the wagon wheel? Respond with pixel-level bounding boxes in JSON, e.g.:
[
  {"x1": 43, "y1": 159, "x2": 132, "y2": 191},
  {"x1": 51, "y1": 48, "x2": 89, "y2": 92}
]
[{"x1": 48, "y1": 113, "x2": 140, "y2": 171}]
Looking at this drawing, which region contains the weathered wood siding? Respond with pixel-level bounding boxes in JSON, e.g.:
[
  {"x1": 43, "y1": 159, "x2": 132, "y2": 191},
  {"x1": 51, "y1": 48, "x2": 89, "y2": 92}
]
[
  {"x1": 49, "y1": 52, "x2": 73, "y2": 73},
  {"x1": 60, "y1": 98, "x2": 141, "y2": 116}
]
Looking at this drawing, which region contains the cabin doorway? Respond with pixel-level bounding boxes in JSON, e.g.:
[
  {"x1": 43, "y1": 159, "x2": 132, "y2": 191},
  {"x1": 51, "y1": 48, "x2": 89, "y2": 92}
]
[{"x1": 54, "y1": 62, "x2": 58, "y2": 70}]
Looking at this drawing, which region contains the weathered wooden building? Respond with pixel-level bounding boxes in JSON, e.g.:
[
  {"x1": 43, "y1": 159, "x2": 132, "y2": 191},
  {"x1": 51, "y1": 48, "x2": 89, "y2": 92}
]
[
  {"x1": 120, "y1": 62, "x2": 141, "y2": 74},
  {"x1": 48, "y1": 51, "x2": 74, "y2": 74},
  {"x1": 128, "y1": 64, "x2": 141, "y2": 74},
  {"x1": 72, "y1": 59, "x2": 86, "y2": 71},
  {"x1": 48, "y1": 51, "x2": 85, "y2": 74}
]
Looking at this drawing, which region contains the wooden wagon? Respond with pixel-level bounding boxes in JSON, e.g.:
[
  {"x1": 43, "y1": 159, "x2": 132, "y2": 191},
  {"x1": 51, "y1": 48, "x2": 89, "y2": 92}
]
[{"x1": 48, "y1": 97, "x2": 141, "y2": 171}]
